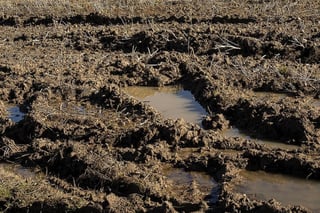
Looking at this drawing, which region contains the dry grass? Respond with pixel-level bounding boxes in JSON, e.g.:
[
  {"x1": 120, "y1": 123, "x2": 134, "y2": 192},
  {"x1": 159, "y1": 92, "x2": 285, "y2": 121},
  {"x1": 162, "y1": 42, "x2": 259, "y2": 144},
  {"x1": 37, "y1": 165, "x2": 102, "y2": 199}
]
[
  {"x1": 0, "y1": 0, "x2": 166, "y2": 17},
  {"x1": 0, "y1": 164, "x2": 87, "y2": 210},
  {"x1": 0, "y1": 101, "x2": 7, "y2": 116},
  {"x1": 0, "y1": 0, "x2": 319, "y2": 20}
]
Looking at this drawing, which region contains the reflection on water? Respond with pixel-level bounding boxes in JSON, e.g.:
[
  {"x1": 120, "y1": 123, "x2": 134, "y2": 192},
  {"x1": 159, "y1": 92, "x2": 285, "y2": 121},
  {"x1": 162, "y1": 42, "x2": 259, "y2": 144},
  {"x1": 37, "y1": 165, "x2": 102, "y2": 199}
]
[
  {"x1": 224, "y1": 127, "x2": 298, "y2": 150},
  {"x1": 234, "y1": 170, "x2": 320, "y2": 211},
  {"x1": 7, "y1": 106, "x2": 25, "y2": 122},
  {"x1": 163, "y1": 166, "x2": 219, "y2": 204},
  {"x1": 124, "y1": 86, "x2": 183, "y2": 99},
  {"x1": 124, "y1": 86, "x2": 207, "y2": 126}
]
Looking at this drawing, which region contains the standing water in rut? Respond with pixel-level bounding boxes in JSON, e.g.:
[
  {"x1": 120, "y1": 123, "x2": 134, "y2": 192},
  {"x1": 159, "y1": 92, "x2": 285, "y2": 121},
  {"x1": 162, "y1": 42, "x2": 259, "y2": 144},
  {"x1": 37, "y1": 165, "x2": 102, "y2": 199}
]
[
  {"x1": 233, "y1": 170, "x2": 320, "y2": 211},
  {"x1": 124, "y1": 86, "x2": 207, "y2": 126},
  {"x1": 162, "y1": 166, "x2": 220, "y2": 205},
  {"x1": 7, "y1": 106, "x2": 25, "y2": 122},
  {"x1": 125, "y1": 86, "x2": 300, "y2": 150},
  {"x1": 224, "y1": 127, "x2": 299, "y2": 150}
]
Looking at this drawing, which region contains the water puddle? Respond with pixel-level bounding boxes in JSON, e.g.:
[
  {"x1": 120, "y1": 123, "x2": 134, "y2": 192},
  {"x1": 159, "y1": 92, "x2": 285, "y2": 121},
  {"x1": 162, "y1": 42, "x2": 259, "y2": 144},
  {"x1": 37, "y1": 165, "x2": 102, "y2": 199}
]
[
  {"x1": 224, "y1": 127, "x2": 298, "y2": 150},
  {"x1": 7, "y1": 106, "x2": 25, "y2": 122},
  {"x1": 163, "y1": 166, "x2": 219, "y2": 204},
  {"x1": 124, "y1": 86, "x2": 207, "y2": 126},
  {"x1": 233, "y1": 170, "x2": 320, "y2": 211}
]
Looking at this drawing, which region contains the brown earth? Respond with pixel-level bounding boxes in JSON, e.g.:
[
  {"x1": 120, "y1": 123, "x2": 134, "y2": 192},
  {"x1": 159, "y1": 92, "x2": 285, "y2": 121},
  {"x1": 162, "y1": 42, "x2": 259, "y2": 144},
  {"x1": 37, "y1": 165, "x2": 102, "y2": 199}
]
[{"x1": 0, "y1": 0, "x2": 319, "y2": 212}]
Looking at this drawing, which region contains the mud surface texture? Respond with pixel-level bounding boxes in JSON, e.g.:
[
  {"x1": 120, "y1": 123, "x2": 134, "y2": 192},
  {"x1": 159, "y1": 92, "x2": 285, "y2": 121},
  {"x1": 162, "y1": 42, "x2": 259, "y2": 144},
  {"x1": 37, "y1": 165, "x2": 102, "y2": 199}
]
[{"x1": 0, "y1": 0, "x2": 319, "y2": 212}]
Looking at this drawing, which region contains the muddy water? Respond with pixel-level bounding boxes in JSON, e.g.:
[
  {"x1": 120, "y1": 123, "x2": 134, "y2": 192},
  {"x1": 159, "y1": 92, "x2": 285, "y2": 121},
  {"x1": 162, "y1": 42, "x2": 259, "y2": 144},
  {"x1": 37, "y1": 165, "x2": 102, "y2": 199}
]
[
  {"x1": 224, "y1": 127, "x2": 298, "y2": 150},
  {"x1": 163, "y1": 166, "x2": 219, "y2": 203},
  {"x1": 124, "y1": 86, "x2": 207, "y2": 126},
  {"x1": 7, "y1": 106, "x2": 25, "y2": 122},
  {"x1": 233, "y1": 170, "x2": 320, "y2": 211}
]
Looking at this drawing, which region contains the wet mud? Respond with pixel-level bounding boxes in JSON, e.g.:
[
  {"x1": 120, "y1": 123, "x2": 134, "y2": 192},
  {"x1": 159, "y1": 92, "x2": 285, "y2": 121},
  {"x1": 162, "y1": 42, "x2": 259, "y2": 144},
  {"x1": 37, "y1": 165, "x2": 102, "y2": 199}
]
[{"x1": 0, "y1": 0, "x2": 319, "y2": 212}]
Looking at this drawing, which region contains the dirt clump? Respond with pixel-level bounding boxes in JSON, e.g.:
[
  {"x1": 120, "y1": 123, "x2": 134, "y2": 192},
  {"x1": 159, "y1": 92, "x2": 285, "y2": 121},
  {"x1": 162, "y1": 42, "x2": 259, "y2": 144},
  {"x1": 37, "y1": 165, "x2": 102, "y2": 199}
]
[{"x1": 202, "y1": 114, "x2": 230, "y2": 130}]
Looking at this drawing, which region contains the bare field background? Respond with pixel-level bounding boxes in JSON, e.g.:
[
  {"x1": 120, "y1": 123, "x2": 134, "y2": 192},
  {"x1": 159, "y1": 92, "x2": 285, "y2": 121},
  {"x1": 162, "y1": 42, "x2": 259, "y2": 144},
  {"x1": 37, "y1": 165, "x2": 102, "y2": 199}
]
[{"x1": 0, "y1": 0, "x2": 319, "y2": 19}]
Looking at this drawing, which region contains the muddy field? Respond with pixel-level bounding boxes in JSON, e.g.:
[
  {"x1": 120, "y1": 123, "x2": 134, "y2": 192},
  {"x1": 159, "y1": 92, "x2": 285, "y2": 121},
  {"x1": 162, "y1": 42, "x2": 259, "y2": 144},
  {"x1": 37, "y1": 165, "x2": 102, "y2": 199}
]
[{"x1": 0, "y1": 0, "x2": 319, "y2": 212}]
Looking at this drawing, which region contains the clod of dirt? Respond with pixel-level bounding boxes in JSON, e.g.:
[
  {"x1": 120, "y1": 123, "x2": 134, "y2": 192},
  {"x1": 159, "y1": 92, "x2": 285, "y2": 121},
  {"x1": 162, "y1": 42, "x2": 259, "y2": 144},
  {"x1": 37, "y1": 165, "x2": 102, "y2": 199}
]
[
  {"x1": 202, "y1": 114, "x2": 230, "y2": 130},
  {"x1": 0, "y1": 101, "x2": 13, "y2": 133}
]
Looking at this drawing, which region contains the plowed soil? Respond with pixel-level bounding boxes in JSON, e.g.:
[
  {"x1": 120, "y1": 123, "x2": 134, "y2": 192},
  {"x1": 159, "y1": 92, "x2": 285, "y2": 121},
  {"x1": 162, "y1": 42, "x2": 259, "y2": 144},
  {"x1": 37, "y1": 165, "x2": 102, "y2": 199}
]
[{"x1": 0, "y1": 0, "x2": 319, "y2": 212}]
